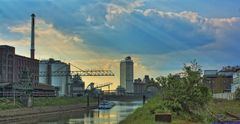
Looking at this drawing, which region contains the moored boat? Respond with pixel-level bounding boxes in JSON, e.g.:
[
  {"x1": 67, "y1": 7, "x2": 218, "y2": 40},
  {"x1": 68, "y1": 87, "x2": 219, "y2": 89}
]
[{"x1": 98, "y1": 100, "x2": 115, "y2": 109}]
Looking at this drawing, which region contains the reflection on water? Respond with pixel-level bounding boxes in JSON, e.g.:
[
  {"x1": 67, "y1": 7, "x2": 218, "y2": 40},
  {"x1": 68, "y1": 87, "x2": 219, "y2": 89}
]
[{"x1": 28, "y1": 101, "x2": 142, "y2": 124}]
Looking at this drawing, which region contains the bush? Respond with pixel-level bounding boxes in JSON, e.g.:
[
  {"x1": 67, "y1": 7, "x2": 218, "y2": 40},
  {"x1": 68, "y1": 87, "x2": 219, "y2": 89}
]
[{"x1": 156, "y1": 60, "x2": 212, "y2": 121}]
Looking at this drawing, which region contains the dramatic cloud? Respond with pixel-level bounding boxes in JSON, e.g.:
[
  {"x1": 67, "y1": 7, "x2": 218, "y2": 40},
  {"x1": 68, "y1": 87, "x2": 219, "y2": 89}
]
[
  {"x1": 1, "y1": 18, "x2": 152, "y2": 89},
  {"x1": 142, "y1": 9, "x2": 240, "y2": 28},
  {"x1": 105, "y1": 0, "x2": 144, "y2": 22},
  {"x1": 7, "y1": 19, "x2": 88, "y2": 59},
  {"x1": 0, "y1": 0, "x2": 240, "y2": 89}
]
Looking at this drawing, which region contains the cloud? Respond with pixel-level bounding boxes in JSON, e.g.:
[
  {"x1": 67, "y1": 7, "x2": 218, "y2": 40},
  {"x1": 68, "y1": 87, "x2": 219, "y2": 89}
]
[
  {"x1": 1, "y1": 18, "x2": 153, "y2": 89},
  {"x1": 0, "y1": 38, "x2": 29, "y2": 46},
  {"x1": 142, "y1": 9, "x2": 240, "y2": 28},
  {"x1": 103, "y1": 5, "x2": 240, "y2": 54},
  {"x1": 104, "y1": 2, "x2": 240, "y2": 30},
  {"x1": 105, "y1": 0, "x2": 144, "y2": 23},
  {"x1": 7, "y1": 19, "x2": 88, "y2": 59},
  {"x1": 86, "y1": 16, "x2": 95, "y2": 23},
  {"x1": 1, "y1": 0, "x2": 240, "y2": 89}
]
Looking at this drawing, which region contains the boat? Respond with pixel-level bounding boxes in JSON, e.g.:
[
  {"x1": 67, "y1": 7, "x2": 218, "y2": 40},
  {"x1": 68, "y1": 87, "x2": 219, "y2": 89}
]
[{"x1": 98, "y1": 100, "x2": 115, "y2": 109}]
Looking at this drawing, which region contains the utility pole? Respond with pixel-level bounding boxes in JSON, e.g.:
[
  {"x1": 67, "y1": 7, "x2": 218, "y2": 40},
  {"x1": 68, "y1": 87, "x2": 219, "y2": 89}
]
[
  {"x1": 87, "y1": 94, "x2": 89, "y2": 107},
  {"x1": 13, "y1": 87, "x2": 15, "y2": 105},
  {"x1": 98, "y1": 94, "x2": 100, "y2": 106},
  {"x1": 143, "y1": 95, "x2": 146, "y2": 104}
]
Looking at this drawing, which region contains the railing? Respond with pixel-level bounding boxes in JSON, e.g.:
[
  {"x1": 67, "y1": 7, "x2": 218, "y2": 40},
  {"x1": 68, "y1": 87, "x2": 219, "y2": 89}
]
[
  {"x1": 213, "y1": 93, "x2": 235, "y2": 100},
  {"x1": 0, "y1": 91, "x2": 56, "y2": 97},
  {"x1": 39, "y1": 70, "x2": 115, "y2": 77}
]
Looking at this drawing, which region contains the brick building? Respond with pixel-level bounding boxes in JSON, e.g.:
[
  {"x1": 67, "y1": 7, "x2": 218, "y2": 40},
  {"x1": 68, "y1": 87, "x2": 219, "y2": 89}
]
[{"x1": 0, "y1": 45, "x2": 39, "y2": 84}]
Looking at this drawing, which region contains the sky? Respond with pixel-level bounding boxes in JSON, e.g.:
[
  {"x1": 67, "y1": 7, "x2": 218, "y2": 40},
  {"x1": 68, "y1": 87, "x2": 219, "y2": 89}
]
[{"x1": 0, "y1": 0, "x2": 240, "y2": 90}]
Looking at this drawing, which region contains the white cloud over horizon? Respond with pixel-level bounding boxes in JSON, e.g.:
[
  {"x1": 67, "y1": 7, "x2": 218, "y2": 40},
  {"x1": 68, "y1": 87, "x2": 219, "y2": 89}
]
[
  {"x1": 0, "y1": 18, "x2": 154, "y2": 89},
  {"x1": 1, "y1": 0, "x2": 240, "y2": 90}
]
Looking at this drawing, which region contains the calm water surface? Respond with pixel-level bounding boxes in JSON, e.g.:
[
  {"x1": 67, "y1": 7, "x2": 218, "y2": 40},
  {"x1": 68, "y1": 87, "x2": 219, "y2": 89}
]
[{"x1": 20, "y1": 101, "x2": 142, "y2": 124}]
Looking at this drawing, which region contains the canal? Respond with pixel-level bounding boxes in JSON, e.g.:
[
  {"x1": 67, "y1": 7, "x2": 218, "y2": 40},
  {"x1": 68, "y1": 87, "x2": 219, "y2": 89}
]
[{"x1": 11, "y1": 101, "x2": 142, "y2": 124}]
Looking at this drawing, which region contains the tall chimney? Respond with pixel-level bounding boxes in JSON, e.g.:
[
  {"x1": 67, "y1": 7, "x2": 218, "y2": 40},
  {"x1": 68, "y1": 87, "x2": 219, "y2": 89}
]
[{"x1": 31, "y1": 13, "x2": 35, "y2": 59}]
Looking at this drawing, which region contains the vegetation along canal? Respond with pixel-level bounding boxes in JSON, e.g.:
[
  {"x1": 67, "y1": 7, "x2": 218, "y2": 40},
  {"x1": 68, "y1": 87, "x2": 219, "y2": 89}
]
[{"x1": 6, "y1": 101, "x2": 142, "y2": 124}]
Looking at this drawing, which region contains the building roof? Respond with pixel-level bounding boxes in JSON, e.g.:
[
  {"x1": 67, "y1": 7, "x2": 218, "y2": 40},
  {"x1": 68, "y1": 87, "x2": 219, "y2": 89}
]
[
  {"x1": 40, "y1": 58, "x2": 66, "y2": 64},
  {"x1": 219, "y1": 66, "x2": 240, "y2": 72},
  {"x1": 204, "y1": 70, "x2": 218, "y2": 77},
  {"x1": 0, "y1": 45, "x2": 14, "y2": 48},
  {"x1": 15, "y1": 54, "x2": 39, "y2": 61}
]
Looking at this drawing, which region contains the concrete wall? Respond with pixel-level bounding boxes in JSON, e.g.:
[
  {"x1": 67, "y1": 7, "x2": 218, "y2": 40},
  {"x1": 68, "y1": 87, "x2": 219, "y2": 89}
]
[{"x1": 0, "y1": 103, "x2": 97, "y2": 122}]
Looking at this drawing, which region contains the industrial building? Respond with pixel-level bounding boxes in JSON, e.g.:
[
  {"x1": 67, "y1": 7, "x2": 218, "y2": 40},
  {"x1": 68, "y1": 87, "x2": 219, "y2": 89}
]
[
  {"x1": 70, "y1": 74, "x2": 85, "y2": 96},
  {"x1": 203, "y1": 66, "x2": 240, "y2": 93},
  {"x1": 133, "y1": 75, "x2": 150, "y2": 94},
  {"x1": 134, "y1": 75, "x2": 159, "y2": 96},
  {"x1": 120, "y1": 56, "x2": 134, "y2": 93},
  {"x1": 39, "y1": 58, "x2": 71, "y2": 96},
  {"x1": 1, "y1": 13, "x2": 115, "y2": 97},
  {"x1": 0, "y1": 14, "x2": 57, "y2": 97},
  {"x1": 0, "y1": 47, "x2": 39, "y2": 84},
  {"x1": 0, "y1": 14, "x2": 55, "y2": 97},
  {"x1": 0, "y1": 14, "x2": 38, "y2": 84}
]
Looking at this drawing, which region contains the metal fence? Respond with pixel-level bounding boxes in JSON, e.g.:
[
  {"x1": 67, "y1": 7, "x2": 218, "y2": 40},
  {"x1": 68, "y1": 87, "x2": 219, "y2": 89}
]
[
  {"x1": 0, "y1": 91, "x2": 56, "y2": 97},
  {"x1": 213, "y1": 93, "x2": 235, "y2": 100}
]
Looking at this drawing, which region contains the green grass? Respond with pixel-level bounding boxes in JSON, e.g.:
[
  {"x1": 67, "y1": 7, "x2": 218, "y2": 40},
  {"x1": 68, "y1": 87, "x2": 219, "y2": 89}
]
[
  {"x1": 120, "y1": 97, "x2": 240, "y2": 124},
  {"x1": 208, "y1": 99, "x2": 240, "y2": 114},
  {"x1": 0, "y1": 98, "x2": 23, "y2": 110},
  {"x1": 33, "y1": 96, "x2": 97, "y2": 107},
  {"x1": 0, "y1": 96, "x2": 97, "y2": 110},
  {"x1": 120, "y1": 96, "x2": 172, "y2": 124},
  {"x1": 120, "y1": 96, "x2": 205, "y2": 124}
]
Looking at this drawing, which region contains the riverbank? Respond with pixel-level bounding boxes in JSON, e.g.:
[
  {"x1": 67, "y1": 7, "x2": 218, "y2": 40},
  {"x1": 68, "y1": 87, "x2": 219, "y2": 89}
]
[
  {"x1": 0, "y1": 97, "x2": 96, "y2": 110},
  {"x1": 0, "y1": 97, "x2": 98, "y2": 123},
  {"x1": 120, "y1": 97, "x2": 240, "y2": 124},
  {"x1": 0, "y1": 100, "x2": 142, "y2": 124},
  {"x1": 0, "y1": 103, "x2": 97, "y2": 123}
]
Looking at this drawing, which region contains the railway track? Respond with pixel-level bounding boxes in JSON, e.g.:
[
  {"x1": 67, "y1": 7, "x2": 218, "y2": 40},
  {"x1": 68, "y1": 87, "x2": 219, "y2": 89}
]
[{"x1": 208, "y1": 109, "x2": 240, "y2": 123}]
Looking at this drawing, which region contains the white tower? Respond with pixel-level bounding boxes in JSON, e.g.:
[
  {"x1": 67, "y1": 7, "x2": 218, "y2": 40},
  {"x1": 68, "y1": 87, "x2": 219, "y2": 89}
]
[{"x1": 120, "y1": 56, "x2": 134, "y2": 93}]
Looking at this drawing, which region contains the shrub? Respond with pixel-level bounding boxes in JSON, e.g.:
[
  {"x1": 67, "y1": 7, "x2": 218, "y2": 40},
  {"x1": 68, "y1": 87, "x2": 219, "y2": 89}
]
[{"x1": 156, "y1": 60, "x2": 212, "y2": 121}]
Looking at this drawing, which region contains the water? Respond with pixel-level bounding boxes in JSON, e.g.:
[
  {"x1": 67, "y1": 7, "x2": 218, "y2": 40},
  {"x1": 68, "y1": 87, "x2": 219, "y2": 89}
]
[{"x1": 14, "y1": 101, "x2": 142, "y2": 124}]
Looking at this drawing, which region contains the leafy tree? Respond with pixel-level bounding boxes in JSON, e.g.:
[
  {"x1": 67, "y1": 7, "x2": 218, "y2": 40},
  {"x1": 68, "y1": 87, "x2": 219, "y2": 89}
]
[{"x1": 156, "y1": 60, "x2": 212, "y2": 119}]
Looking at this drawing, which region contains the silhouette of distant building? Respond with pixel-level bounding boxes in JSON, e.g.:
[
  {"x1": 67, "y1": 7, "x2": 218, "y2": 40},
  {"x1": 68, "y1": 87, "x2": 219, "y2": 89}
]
[
  {"x1": 70, "y1": 74, "x2": 85, "y2": 96},
  {"x1": 134, "y1": 75, "x2": 159, "y2": 96},
  {"x1": 120, "y1": 56, "x2": 134, "y2": 93}
]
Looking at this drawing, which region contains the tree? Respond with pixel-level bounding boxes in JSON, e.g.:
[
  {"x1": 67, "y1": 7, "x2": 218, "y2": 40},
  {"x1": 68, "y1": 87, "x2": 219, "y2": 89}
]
[{"x1": 156, "y1": 60, "x2": 212, "y2": 116}]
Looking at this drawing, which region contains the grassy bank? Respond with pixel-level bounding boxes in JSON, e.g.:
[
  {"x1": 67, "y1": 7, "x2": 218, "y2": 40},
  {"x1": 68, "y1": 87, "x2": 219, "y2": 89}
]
[
  {"x1": 209, "y1": 99, "x2": 240, "y2": 114},
  {"x1": 33, "y1": 97, "x2": 97, "y2": 107},
  {"x1": 0, "y1": 97, "x2": 97, "y2": 110},
  {"x1": 0, "y1": 98, "x2": 23, "y2": 110},
  {"x1": 120, "y1": 96, "x2": 240, "y2": 124}
]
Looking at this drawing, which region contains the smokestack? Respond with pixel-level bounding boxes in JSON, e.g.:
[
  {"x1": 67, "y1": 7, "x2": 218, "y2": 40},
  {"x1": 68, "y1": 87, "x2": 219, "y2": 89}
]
[{"x1": 31, "y1": 13, "x2": 35, "y2": 59}]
